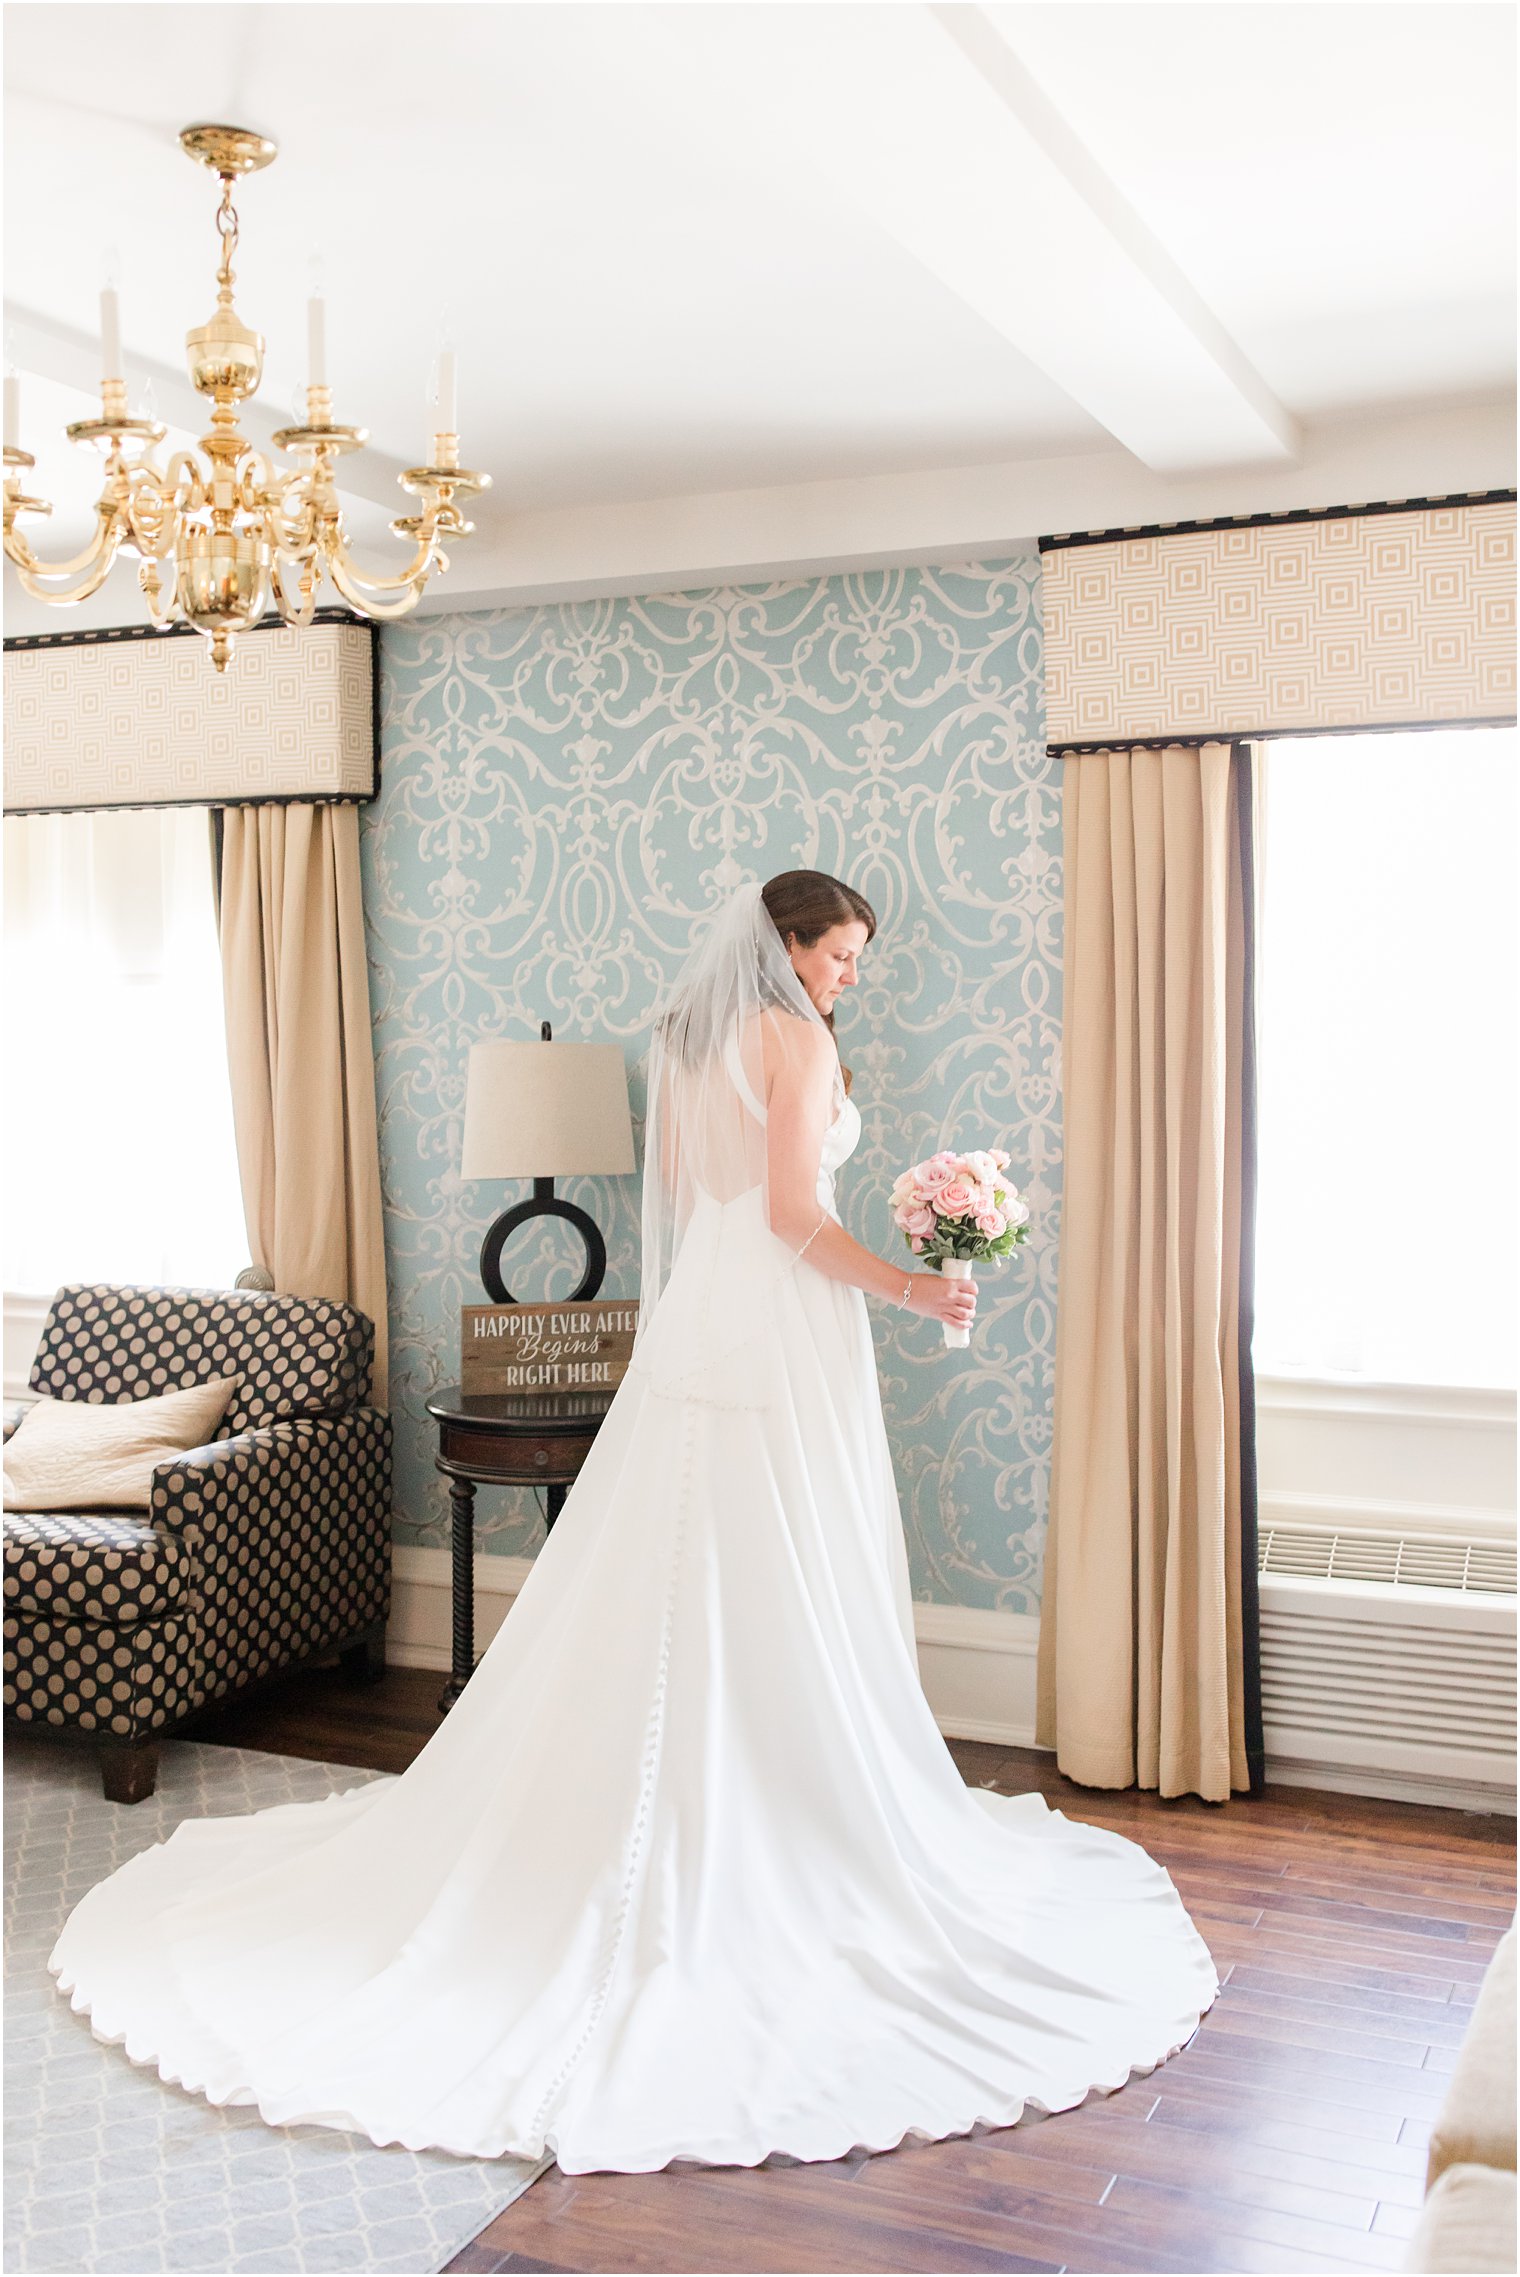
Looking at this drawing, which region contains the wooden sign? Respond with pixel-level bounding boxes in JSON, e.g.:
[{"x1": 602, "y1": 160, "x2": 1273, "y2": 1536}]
[{"x1": 460, "y1": 1300, "x2": 640, "y2": 1394}]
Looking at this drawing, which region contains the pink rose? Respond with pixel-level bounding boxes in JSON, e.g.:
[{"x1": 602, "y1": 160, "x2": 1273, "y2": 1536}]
[
  {"x1": 917, "y1": 1160, "x2": 958, "y2": 1195},
  {"x1": 904, "y1": 1204, "x2": 937, "y2": 1238},
  {"x1": 911, "y1": 1235, "x2": 926, "y2": 1252},
  {"x1": 933, "y1": 1178, "x2": 976, "y2": 1217},
  {"x1": 976, "y1": 1210, "x2": 1005, "y2": 1237}
]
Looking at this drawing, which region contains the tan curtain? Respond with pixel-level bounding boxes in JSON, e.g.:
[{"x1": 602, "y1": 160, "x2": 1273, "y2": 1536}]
[
  {"x1": 217, "y1": 803, "x2": 388, "y2": 1407},
  {"x1": 1036, "y1": 741, "x2": 1260, "y2": 1803}
]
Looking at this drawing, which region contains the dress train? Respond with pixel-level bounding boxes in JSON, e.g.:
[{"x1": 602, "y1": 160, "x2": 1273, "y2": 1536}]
[{"x1": 49, "y1": 1097, "x2": 1219, "y2": 2170}]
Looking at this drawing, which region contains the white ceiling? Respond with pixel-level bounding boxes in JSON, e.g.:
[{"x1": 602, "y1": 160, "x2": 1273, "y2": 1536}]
[{"x1": 3, "y1": 0, "x2": 1514, "y2": 625}]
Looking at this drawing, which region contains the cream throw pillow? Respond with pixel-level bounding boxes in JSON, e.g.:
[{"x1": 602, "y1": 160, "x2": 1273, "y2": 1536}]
[{"x1": 2, "y1": 1378, "x2": 239, "y2": 1512}]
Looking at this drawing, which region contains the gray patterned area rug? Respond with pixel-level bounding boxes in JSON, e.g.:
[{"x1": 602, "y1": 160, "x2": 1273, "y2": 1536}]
[{"x1": 3, "y1": 1734, "x2": 551, "y2": 2275}]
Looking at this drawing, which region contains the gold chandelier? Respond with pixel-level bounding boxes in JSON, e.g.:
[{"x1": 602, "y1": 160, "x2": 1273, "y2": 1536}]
[{"x1": 2, "y1": 123, "x2": 490, "y2": 672}]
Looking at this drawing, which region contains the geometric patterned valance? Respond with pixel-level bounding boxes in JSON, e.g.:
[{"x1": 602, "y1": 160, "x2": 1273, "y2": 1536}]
[
  {"x1": 2, "y1": 611, "x2": 379, "y2": 814},
  {"x1": 1041, "y1": 496, "x2": 1517, "y2": 751}
]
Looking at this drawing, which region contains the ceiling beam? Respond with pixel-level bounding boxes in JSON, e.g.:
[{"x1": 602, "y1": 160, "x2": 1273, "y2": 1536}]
[
  {"x1": 655, "y1": 1, "x2": 1298, "y2": 474},
  {"x1": 941, "y1": 3, "x2": 1298, "y2": 467}
]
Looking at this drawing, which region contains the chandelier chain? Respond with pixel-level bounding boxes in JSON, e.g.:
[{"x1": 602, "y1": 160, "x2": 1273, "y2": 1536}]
[{"x1": 215, "y1": 178, "x2": 240, "y2": 290}]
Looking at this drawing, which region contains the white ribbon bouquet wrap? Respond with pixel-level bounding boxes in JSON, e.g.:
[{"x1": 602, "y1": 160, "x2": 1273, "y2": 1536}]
[{"x1": 891, "y1": 1148, "x2": 1030, "y2": 1347}]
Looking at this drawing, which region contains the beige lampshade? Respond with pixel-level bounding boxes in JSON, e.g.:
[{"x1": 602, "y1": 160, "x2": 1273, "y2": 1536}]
[{"x1": 461, "y1": 1039, "x2": 635, "y2": 1181}]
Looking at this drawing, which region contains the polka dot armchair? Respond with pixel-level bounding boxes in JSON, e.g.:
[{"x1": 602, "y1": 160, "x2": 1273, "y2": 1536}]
[{"x1": 3, "y1": 1283, "x2": 393, "y2": 1803}]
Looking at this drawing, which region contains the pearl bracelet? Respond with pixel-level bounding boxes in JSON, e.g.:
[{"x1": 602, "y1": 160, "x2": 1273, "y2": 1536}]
[{"x1": 797, "y1": 1214, "x2": 829, "y2": 1262}]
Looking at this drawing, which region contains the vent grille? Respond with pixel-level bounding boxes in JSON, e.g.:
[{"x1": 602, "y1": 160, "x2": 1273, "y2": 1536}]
[
  {"x1": 1261, "y1": 1605, "x2": 1517, "y2": 1760},
  {"x1": 1259, "y1": 1525, "x2": 1516, "y2": 1595}
]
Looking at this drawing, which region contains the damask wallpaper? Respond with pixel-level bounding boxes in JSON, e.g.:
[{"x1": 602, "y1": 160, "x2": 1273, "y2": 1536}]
[{"x1": 361, "y1": 560, "x2": 1060, "y2": 1613}]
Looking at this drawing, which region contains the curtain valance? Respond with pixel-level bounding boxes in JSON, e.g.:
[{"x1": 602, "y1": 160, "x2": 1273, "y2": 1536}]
[
  {"x1": 1041, "y1": 495, "x2": 1516, "y2": 751},
  {"x1": 2, "y1": 613, "x2": 378, "y2": 814}
]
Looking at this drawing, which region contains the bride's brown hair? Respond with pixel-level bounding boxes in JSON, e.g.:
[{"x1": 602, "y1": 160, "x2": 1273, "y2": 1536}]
[{"x1": 761, "y1": 869, "x2": 877, "y2": 1096}]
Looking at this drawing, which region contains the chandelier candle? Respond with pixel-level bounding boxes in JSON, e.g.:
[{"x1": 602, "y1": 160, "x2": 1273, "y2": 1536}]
[
  {"x1": 99, "y1": 287, "x2": 122, "y2": 382},
  {"x1": 890, "y1": 1148, "x2": 1031, "y2": 1349},
  {"x1": 307, "y1": 292, "x2": 326, "y2": 389}
]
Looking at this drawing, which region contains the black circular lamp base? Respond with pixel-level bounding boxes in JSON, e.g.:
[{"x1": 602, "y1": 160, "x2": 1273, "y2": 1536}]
[{"x1": 479, "y1": 1179, "x2": 607, "y2": 1304}]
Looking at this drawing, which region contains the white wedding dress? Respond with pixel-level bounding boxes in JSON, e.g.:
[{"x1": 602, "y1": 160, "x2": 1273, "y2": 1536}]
[{"x1": 49, "y1": 1080, "x2": 1219, "y2": 2172}]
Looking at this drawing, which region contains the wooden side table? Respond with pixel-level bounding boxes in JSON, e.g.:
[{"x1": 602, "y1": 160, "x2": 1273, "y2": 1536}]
[{"x1": 425, "y1": 1383, "x2": 616, "y2": 1714}]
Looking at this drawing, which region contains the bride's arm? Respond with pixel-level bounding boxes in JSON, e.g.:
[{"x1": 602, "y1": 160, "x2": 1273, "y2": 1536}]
[{"x1": 761, "y1": 1016, "x2": 976, "y2": 1333}]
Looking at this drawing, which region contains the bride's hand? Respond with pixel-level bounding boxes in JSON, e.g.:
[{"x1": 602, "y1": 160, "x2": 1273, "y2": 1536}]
[{"x1": 907, "y1": 1273, "x2": 977, "y2": 1330}]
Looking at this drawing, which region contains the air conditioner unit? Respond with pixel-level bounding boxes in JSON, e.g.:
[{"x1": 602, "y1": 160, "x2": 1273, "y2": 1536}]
[{"x1": 1258, "y1": 1530, "x2": 1516, "y2": 1814}]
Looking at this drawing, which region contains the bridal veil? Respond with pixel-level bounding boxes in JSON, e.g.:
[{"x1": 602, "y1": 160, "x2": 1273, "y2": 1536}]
[{"x1": 631, "y1": 879, "x2": 848, "y2": 1405}]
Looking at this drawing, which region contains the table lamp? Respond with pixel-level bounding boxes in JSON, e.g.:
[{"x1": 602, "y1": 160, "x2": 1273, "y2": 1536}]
[{"x1": 460, "y1": 1023, "x2": 636, "y2": 1303}]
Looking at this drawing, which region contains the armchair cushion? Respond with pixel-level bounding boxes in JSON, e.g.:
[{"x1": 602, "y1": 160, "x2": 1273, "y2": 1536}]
[
  {"x1": 4, "y1": 1508, "x2": 193, "y2": 1623},
  {"x1": 29, "y1": 1284, "x2": 373, "y2": 1432}
]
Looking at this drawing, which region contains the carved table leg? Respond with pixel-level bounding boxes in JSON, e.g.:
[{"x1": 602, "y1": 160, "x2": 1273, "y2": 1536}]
[{"x1": 438, "y1": 1475, "x2": 476, "y2": 1714}]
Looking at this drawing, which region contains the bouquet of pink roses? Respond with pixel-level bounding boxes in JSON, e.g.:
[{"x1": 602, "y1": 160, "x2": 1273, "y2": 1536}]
[{"x1": 890, "y1": 1148, "x2": 1030, "y2": 1348}]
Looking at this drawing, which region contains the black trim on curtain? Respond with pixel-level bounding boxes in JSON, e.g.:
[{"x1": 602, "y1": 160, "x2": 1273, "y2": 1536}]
[
  {"x1": 1037, "y1": 488, "x2": 1516, "y2": 552},
  {"x1": 209, "y1": 806, "x2": 226, "y2": 932},
  {"x1": 1050, "y1": 715, "x2": 1517, "y2": 759},
  {"x1": 3, "y1": 604, "x2": 366, "y2": 652},
  {"x1": 1233, "y1": 740, "x2": 1266, "y2": 1797}
]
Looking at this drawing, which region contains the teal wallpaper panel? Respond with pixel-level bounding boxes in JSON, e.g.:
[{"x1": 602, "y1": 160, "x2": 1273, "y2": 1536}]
[{"x1": 362, "y1": 559, "x2": 1060, "y2": 1613}]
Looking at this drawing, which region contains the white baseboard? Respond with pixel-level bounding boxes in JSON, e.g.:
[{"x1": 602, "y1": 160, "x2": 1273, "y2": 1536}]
[
  {"x1": 387, "y1": 1544, "x2": 537, "y2": 1674},
  {"x1": 386, "y1": 1544, "x2": 1042, "y2": 1747},
  {"x1": 911, "y1": 1598, "x2": 1041, "y2": 1746}
]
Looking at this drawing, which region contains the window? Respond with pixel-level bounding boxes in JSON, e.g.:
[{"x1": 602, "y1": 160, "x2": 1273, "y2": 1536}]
[
  {"x1": 3, "y1": 806, "x2": 247, "y2": 1294},
  {"x1": 1254, "y1": 726, "x2": 1516, "y2": 1390}
]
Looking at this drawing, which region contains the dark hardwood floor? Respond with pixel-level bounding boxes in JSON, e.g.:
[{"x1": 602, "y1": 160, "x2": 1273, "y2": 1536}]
[{"x1": 185, "y1": 1660, "x2": 1515, "y2": 2276}]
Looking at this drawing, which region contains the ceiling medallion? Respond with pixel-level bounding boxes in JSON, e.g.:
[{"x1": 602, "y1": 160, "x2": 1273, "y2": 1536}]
[{"x1": 2, "y1": 123, "x2": 490, "y2": 671}]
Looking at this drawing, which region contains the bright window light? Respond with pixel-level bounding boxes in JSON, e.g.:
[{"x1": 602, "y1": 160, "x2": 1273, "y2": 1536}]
[
  {"x1": 1254, "y1": 726, "x2": 1517, "y2": 1389},
  {"x1": 3, "y1": 806, "x2": 248, "y2": 1296}
]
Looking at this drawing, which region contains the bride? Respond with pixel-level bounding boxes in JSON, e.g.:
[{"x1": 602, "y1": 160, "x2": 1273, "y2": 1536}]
[{"x1": 49, "y1": 870, "x2": 1218, "y2": 2171}]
